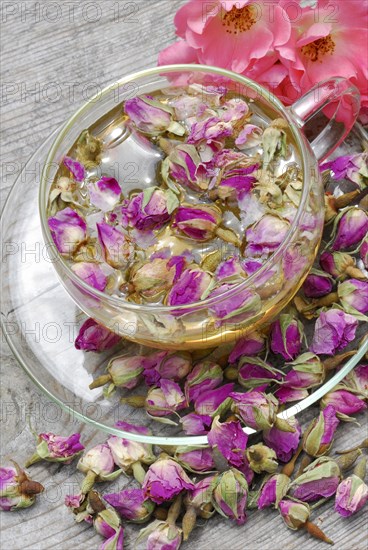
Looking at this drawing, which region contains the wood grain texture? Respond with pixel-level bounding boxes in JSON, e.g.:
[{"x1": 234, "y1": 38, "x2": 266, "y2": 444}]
[{"x1": 0, "y1": 1, "x2": 367, "y2": 548}]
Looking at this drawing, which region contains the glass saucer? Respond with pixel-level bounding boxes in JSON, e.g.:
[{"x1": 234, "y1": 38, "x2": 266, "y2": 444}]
[{"x1": 1, "y1": 127, "x2": 367, "y2": 446}]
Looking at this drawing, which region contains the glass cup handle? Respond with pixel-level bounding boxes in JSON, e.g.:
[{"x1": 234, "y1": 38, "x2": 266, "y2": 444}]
[{"x1": 288, "y1": 77, "x2": 361, "y2": 162}]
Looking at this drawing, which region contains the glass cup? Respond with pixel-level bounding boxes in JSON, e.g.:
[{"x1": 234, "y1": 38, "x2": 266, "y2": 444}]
[{"x1": 39, "y1": 65, "x2": 360, "y2": 350}]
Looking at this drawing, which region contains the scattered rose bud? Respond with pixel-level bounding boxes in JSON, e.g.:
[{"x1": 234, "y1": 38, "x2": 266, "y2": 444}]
[
  {"x1": 263, "y1": 417, "x2": 302, "y2": 463},
  {"x1": 338, "y1": 279, "x2": 368, "y2": 315},
  {"x1": 343, "y1": 363, "x2": 368, "y2": 396},
  {"x1": 320, "y1": 154, "x2": 361, "y2": 181},
  {"x1": 238, "y1": 356, "x2": 283, "y2": 390},
  {"x1": 94, "y1": 507, "x2": 121, "y2": 540},
  {"x1": 278, "y1": 498, "x2": 310, "y2": 530},
  {"x1": 289, "y1": 456, "x2": 341, "y2": 502},
  {"x1": 75, "y1": 319, "x2": 121, "y2": 352},
  {"x1": 63, "y1": 156, "x2": 85, "y2": 181},
  {"x1": 180, "y1": 413, "x2": 212, "y2": 435},
  {"x1": 302, "y1": 405, "x2": 340, "y2": 457},
  {"x1": 245, "y1": 214, "x2": 289, "y2": 257},
  {"x1": 230, "y1": 391, "x2": 279, "y2": 431},
  {"x1": 77, "y1": 444, "x2": 122, "y2": 493},
  {"x1": 274, "y1": 386, "x2": 309, "y2": 404},
  {"x1": 207, "y1": 416, "x2": 248, "y2": 470},
  {"x1": 142, "y1": 456, "x2": 194, "y2": 504},
  {"x1": 335, "y1": 457, "x2": 368, "y2": 517},
  {"x1": 194, "y1": 383, "x2": 234, "y2": 416},
  {"x1": 303, "y1": 269, "x2": 334, "y2": 298},
  {"x1": 154, "y1": 352, "x2": 192, "y2": 382},
  {"x1": 145, "y1": 379, "x2": 187, "y2": 417},
  {"x1": 174, "y1": 445, "x2": 215, "y2": 473},
  {"x1": 320, "y1": 251, "x2": 366, "y2": 280},
  {"x1": 310, "y1": 308, "x2": 358, "y2": 356},
  {"x1": 360, "y1": 237, "x2": 368, "y2": 269},
  {"x1": 258, "y1": 473, "x2": 290, "y2": 509},
  {"x1": 90, "y1": 354, "x2": 144, "y2": 393},
  {"x1": 330, "y1": 207, "x2": 368, "y2": 251},
  {"x1": 88, "y1": 176, "x2": 122, "y2": 212},
  {"x1": 25, "y1": 432, "x2": 84, "y2": 467},
  {"x1": 104, "y1": 488, "x2": 155, "y2": 523},
  {"x1": 97, "y1": 222, "x2": 133, "y2": 269},
  {"x1": 184, "y1": 361, "x2": 223, "y2": 403},
  {"x1": 228, "y1": 331, "x2": 265, "y2": 363},
  {"x1": 162, "y1": 143, "x2": 209, "y2": 192},
  {"x1": 107, "y1": 433, "x2": 155, "y2": 480},
  {"x1": 137, "y1": 519, "x2": 182, "y2": 550},
  {"x1": 270, "y1": 314, "x2": 303, "y2": 360},
  {"x1": 173, "y1": 204, "x2": 222, "y2": 241},
  {"x1": 99, "y1": 526, "x2": 124, "y2": 550},
  {"x1": 283, "y1": 352, "x2": 325, "y2": 390},
  {"x1": 125, "y1": 95, "x2": 183, "y2": 136},
  {"x1": 183, "y1": 476, "x2": 215, "y2": 540},
  {"x1": 211, "y1": 468, "x2": 248, "y2": 525},
  {"x1": 246, "y1": 443, "x2": 278, "y2": 474},
  {"x1": 71, "y1": 262, "x2": 108, "y2": 291},
  {"x1": 122, "y1": 187, "x2": 178, "y2": 231},
  {"x1": 320, "y1": 387, "x2": 367, "y2": 420},
  {"x1": 48, "y1": 207, "x2": 87, "y2": 255},
  {"x1": 166, "y1": 266, "x2": 213, "y2": 306},
  {"x1": 0, "y1": 462, "x2": 44, "y2": 511}
]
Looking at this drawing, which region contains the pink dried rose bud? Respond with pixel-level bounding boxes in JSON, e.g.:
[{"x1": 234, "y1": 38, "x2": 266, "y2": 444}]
[
  {"x1": 99, "y1": 526, "x2": 124, "y2": 550},
  {"x1": 246, "y1": 443, "x2": 278, "y2": 474},
  {"x1": 302, "y1": 269, "x2": 334, "y2": 298},
  {"x1": 184, "y1": 475, "x2": 216, "y2": 520},
  {"x1": 184, "y1": 361, "x2": 223, "y2": 403},
  {"x1": 209, "y1": 164, "x2": 258, "y2": 201},
  {"x1": 145, "y1": 379, "x2": 187, "y2": 417},
  {"x1": 207, "y1": 416, "x2": 248, "y2": 470},
  {"x1": 130, "y1": 258, "x2": 181, "y2": 301},
  {"x1": 71, "y1": 262, "x2": 108, "y2": 291},
  {"x1": 173, "y1": 204, "x2": 222, "y2": 241},
  {"x1": 94, "y1": 508, "x2": 121, "y2": 539},
  {"x1": 228, "y1": 331, "x2": 265, "y2": 363},
  {"x1": 335, "y1": 457, "x2": 368, "y2": 517},
  {"x1": 263, "y1": 417, "x2": 302, "y2": 463},
  {"x1": 320, "y1": 250, "x2": 365, "y2": 280},
  {"x1": 142, "y1": 456, "x2": 195, "y2": 504},
  {"x1": 278, "y1": 499, "x2": 310, "y2": 530},
  {"x1": 330, "y1": 207, "x2": 368, "y2": 251},
  {"x1": 245, "y1": 214, "x2": 290, "y2": 257},
  {"x1": 343, "y1": 363, "x2": 368, "y2": 395},
  {"x1": 162, "y1": 143, "x2": 210, "y2": 192},
  {"x1": 289, "y1": 456, "x2": 341, "y2": 502},
  {"x1": 360, "y1": 237, "x2": 368, "y2": 269},
  {"x1": 215, "y1": 256, "x2": 247, "y2": 282},
  {"x1": 48, "y1": 207, "x2": 87, "y2": 255},
  {"x1": 104, "y1": 488, "x2": 155, "y2": 524},
  {"x1": 238, "y1": 356, "x2": 283, "y2": 390},
  {"x1": 257, "y1": 473, "x2": 290, "y2": 509},
  {"x1": 166, "y1": 266, "x2": 213, "y2": 306},
  {"x1": 88, "y1": 176, "x2": 122, "y2": 212},
  {"x1": 90, "y1": 354, "x2": 144, "y2": 393},
  {"x1": 230, "y1": 390, "x2": 279, "y2": 431},
  {"x1": 320, "y1": 154, "x2": 362, "y2": 181},
  {"x1": 187, "y1": 116, "x2": 234, "y2": 144},
  {"x1": 208, "y1": 285, "x2": 262, "y2": 323},
  {"x1": 270, "y1": 314, "x2": 303, "y2": 361},
  {"x1": 274, "y1": 386, "x2": 309, "y2": 404},
  {"x1": 211, "y1": 468, "x2": 248, "y2": 526},
  {"x1": 97, "y1": 221, "x2": 133, "y2": 269},
  {"x1": 77, "y1": 444, "x2": 121, "y2": 493},
  {"x1": 180, "y1": 413, "x2": 212, "y2": 435},
  {"x1": 283, "y1": 352, "x2": 325, "y2": 390},
  {"x1": 122, "y1": 187, "x2": 179, "y2": 231},
  {"x1": 174, "y1": 445, "x2": 215, "y2": 473},
  {"x1": 194, "y1": 383, "x2": 234, "y2": 416},
  {"x1": 137, "y1": 520, "x2": 182, "y2": 550},
  {"x1": 124, "y1": 95, "x2": 184, "y2": 136},
  {"x1": 107, "y1": 434, "x2": 155, "y2": 474},
  {"x1": 63, "y1": 156, "x2": 85, "y2": 181},
  {"x1": 320, "y1": 387, "x2": 367, "y2": 419},
  {"x1": 302, "y1": 405, "x2": 340, "y2": 457},
  {"x1": 154, "y1": 352, "x2": 192, "y2": 381},
  {"x1": 235, "y1": 124, "x2": 263, "y2": 149},
  {"x1": 310, "y1": 309, "x2": 358, "y2": 356},
  {"x1": 75, "y1": 319, "x2": 121, "y2": 352},
  {"x1": 25, "y1": 432, "x2": 84, "y2": 467},
  {"x1": 338, "y1": 279, "x2": 368, "y2": 315},
  {"x1": 0, "y1": 462, "x2": 44, "y2": 511}
]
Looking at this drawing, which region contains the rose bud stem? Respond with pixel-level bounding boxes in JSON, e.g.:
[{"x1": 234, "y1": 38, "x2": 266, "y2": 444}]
[
  {"x1": 336, "y1": 449, "x2": 362, "y2": 471},
  {"x1": 296, "y1": 455, "x2": 312, "y2": 477},
  {"x1": 215, "y1": 227, "x2": 241, "y2": 247},
  {"x1": 120, "y1": 396, "x2": 146, "y2": 408},
  {"x1": 323, "y1": 351, "x2": 357, "y2": 371},
  {"x1": 154, "y1": 507, "x2": 168, "y2": 521},
  {"x1": 334, "y1": 190, "x2": 361, "y2": 209},
  {"x1": 302, "y1": 292, "x2": 339, "y2": 312},
  {"x1": 200, "y1": 250, "x2": 222, "y2": 272},
  {"x1": 167, "y1": 494, "x2": 183, "y2": 525},
  {"x1": 88, "y1": 490, "x2": 106, "y2": 513},
  {"x1": 182, "y1": 506, "x2": 197, "y2": 541},
  {"x1": 281, "y1": 443, "x2": 303, "y2": 477},
  {"x1": 304, "y1": 521, "x2": 334, "y2": 545},
  {"x1": 132, "y1": 461, "x2": 147, "y2": 485},
  {"x1": 309, "y1": 497, "x2": 330, "y2": 511},
  {"x1": 89, "y1": 374, "x2": 112, "y2": 390},
  {"x1": 81, "y1": 470, "x2": 97, "y2": 494},
  {"x1": 353, "y1": 456, "x2": 367, "y2": 481},
  {"x1": 337, "y1": 438, "x2": 368, "y2": 454},
  {"x1": 158, "y1": 137, "x2": 175, "y2": 155}
]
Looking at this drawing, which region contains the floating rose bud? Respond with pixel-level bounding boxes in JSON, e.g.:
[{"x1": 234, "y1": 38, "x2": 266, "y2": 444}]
[
  {"x1": 302, "y1": 405, "x2": 340, "y2": 457},
  {"x1": 335, "y1": 457, "x2": 368, "y2": 517},
  {"x1": 320, "y1": 388, "x2": 367, "y2": 419},
  {"x1": 174, "y1": 446, "x2": 215, "y2": 473},
  {"x1": 338, "y1": 279, "x2": 368, "y2": 315},
  {"x1": 75, "y1": 319, "x2": 121, "y2": 352},
  {"x1": 230, "y1": 391, "x2": 279, "y2": 431},
  {"x1": 215, "y1": 256, "x2": 247, "y2": 282},
  {"x1": 274, "y1": 386, "x2": 309, "y2": 405},
  {"x1": 330, "y1": 207, "x2": 368, "y2": 251},
  {"x1": 142, "y1": 456, "x2": 194, "y2": 504},
  {"x1": 180, "y1": 413, "x2": 212, "y2": 435},
  {"x1": 284, "y1": 353, "x2": 325, "y2": 390},
  {"x1": 137, "y1": 519, "x2": 182, "y2": 550},
  {"x1": 25, "y1": 432, "x2": 84, "y2": 467},
  {"x1": 263, "y1": 417, "x2": 302, "y2": 463},
  {"x1": 238, "y1": 356, "x2": 283, "y2": 390},
  {"x1": 88, "y1": 177, "x2": 122, "y2": 212},
  {"x1": 235, "y1": 124, "x2": 262, "y2": 149},
  {"x1": 207, "y1": 416, "x2": 248, "y2": 469},
  {"x1": 77, "y1": 444, "x2": 121, "y2": 493},
  {"x1": 270, "y1": 314, "x2": 303, "y2": 361},
  {"x1": 104, "y1": 488, "x2": 155, "y2": 523},
  {"x1": 289, "y1": 457, "x2": 341, "y2": 502},
  {"x1": 278, "y1": 499, "x2": 310, "y2": 530},
  {"x1": 210, "y1": 164, "x2": 258, "y2": 201},
  {"x1": 71, "y1": 262, "x2": 108, "y2": 291},
  {"x1": 97, "y1": 222, "x2": 133, "y2": 269},
  {"x1": 166, "y1": 266, "x2": 213, "y2": 306},
  {"x1": 48, "y1": 207, "x2": 87, "y2": 255},
  {"x1": 211, "y1": 468, "x2": 248, "y2": 525},
  {"x1": 320, "y1": 251, "x2": 366, "y2": 280},
  {"x1": 194, "y1": 383, "x2": 234, "y2": 416},
  {"x1": 173, "y1": 204, "x2": 222, "y2": 241},
  {"x1": 245, "y1": 215, "x2": 289, "y2": 257},
  {"x1": 122, "y1": 187, "x2": 178, "y2": 231},
  {"x1": 303, "y1": 270, "x2": 334, "y2": 298},
  {"x1": 246, "y1": 443, "x2": 278, "y2": 474},
  {"x1": 130, "y1": 258, "x2": 180, "y2": 301},
  {"x1": 208, "y1": 284, "x2": 262, "y2": 322},
  {"x1": 258, "y1": 474, "x2": 290, "y2": 509},
  {"x1": 63, "y1": 156, "x2": 85, "y2": 181},
  {"x1": 0, "y1": 462, "x2": 44, "y2": 511},
  {"x1": 187, "y1": 116, "x2": 233, "y2": 144},
  {"x1": 162, "y1": 143, "x2": 209, "y2": 192},
  {"x1": 228, "y1": 331, "x2": 265, "y2": 363},
  {"x1": 146, "y1": 379, "x2": 187, "y2": 417},
  {"x1": 310, "y1": 309, "x2": 358, "y2": 355},
  {"x1": 125, "y1": 95, "x2": 183, "y2": 136},
  {"x1": 184, "y1": 361, "x2": 223, "y2": 403},
  {"x1": 90, "y1": 354, "x2": 144, "y2": 393},
  {"x1": 262, "y1": 120, "x2": 288, "y2": 166}
]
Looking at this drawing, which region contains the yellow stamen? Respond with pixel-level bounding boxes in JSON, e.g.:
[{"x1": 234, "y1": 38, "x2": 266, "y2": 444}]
[
  {"x1": 301, "y1": 34, "x2": 335, "y2": 62},
  {"x1": 222, "y1": 5, "x2": 257, "y2": 35}
]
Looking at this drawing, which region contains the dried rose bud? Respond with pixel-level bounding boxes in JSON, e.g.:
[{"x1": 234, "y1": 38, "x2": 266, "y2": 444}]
[
  {"x1": 274, "y1": 386, "x2": 309, "y2": 404},
  {"x1": 289, "y1": 456, "x2": 341, "y2": 502},
  {"x1": 122, "y1": 187, "x2": 178, "y2": 231},
  {"x1": 184, "y1": 361, "x2": 223, "y2": 403},
  {"x1": 262, "y1": 120, "x2": 288, "y2": 165},
  {"x1": 99, "y1": 526, "x2": 124, "y2": 550},
  {"x1": 208, "y1": 285, "x2": 261, "y2": 322},
  {"x1": 235, "y1": 123, "x2": 263, "y2": 148},
  {"x1": 124, "y1": 95, "x2": 184, "y2": 136},
  {"x1": 211, "y1": 468, "x2": 248, "y2": 525},
  {"x1": 258, "y1": 474, "x2": 290, "y2": 509},
  {"x1": 145, "y1": 379, "x2": 187, "y2": 417},
  {"x1": 48, "y1": 207, "x2": 87, "y2": 255},
  {"x1": 63, "y1": 156, "x2": 85, "y2": 181},
  {"x1": 94, "y1": 507, "x2": 121, "y2": 539},
  {"x1": 303, "y1": 269, "x2": 334, "y2": 298},
  {"x1": 142, "y1": 456, "x2": 194, "y2": 504},
  {"x1": 330, "y1": 207, "x2": 368, "y2": 251},
  {"x1": 278, "y1": 499, "x2": 310, "y2": 530},
  {"x1": 104, "y1": 488, "x2": 155, "y2": 523},
  {"x1": 155, "y1": 352, "x2": 192, "y2": 381},
  {"x1": 166, "y1": 266, "x2": 213, "y2": 306},
  {"x1": 360, "y1": 237, "x2": 368, "y2": 269},
  {"x1": 187, "y1": 116, "x2": 233, "y2": 144},
  {"x1": 335, "y1": 457, "x2": 368, "y2": 517},
  {"x1": 320, "y1": 387, "x2": 367, "y2": 420},
  {"x1": 180, "y1": 413, "x2": 212, "y2": 435},
  {"x1": 320, "y1": 250, "x2": 366, "y2": 280},
  {"x1": 230, "y1": 390, "x2": 279, "y2": 431},
  {"x1": 215, "y1": 256, "x2": 247, "y2": 282},
  {"x1": 207, "y1": 416, "x2": 248, "y2": 470},
  {"x1": 88, "y1": 176, "x2": 122, "y2": 212},
  {"x1": 246, "y1": 443, "x2": 278, "y2": 474},
  {"x1": 77, "y1": 444, "x2": 121, "y2": 493},
  {"x1": 263, "y1": 417, "x2": 302, "y2": 463},
  {"x1": 245, "y1": 215, "x2": 290, "y2": 257},
  {"x1": 270, "y1": 314, "x2": 303, "y2": 361},
  {"x1": 162, "y1": 143, "x2": 209, "y2": 192},
  {"x1": 137, "y1": 519, "x2": 182, "y2": 550},
  {"x1": 174, "y1": 446, "x2": 215, "y2": 473},
  {"x1": 25, "y1": 432, "x2": 84, "y2": 467},
  {"x1": 310, "y1": 309, "x2": 358, "y2": 356},
  {"x1": 238, "y1": 357, "x2": 283, "y2": 390},
  {"x1": 75, "y1": 319, "x2": 121, "y2": 352},
  {"x1": 229, "y1": 331, "x2": 265, "y2": 363},
  {"x1": 107, "y1": 434, "x2": 155, "y2": 478},
  {"x1": 173, "y1": 204, "x2": 222, "y2": 242},
  {"x1": 130, "y1": 258, "x2": 179, "y2": 301},
  {"x1": 302, "y1": 405, "x2": 339, "y2": 457},
  {"x1": 183, "y1": 475, "x2": 215, "y2": 541},
  {"x1": 0, "y1": 462, "x2": 44, "y2": 511},
  {"x1": 97, "y1": 222, "x2": 133, "y2": 269},
  {"x1": 90, "y1": 354, "x2": 144, "y2": 393},
  {"x1": 320, "y1": 154, "x2": 362, "y2": 181},
  {"x1": 284, "y1": 352, "x2": 325, "y2": 390},
  {"x1": 343, "y1": 363, "x2": 368, "y2": 396},
  {"x1": 210, "y1": 164, "x2": 258, "y2": 201},
  {"x1": 194, "y1": 383, "x2": 234, "y2": 416},
  {"x1": 338, "y1": 279, "x2": 368, "y2": 315},
  {"x1": 71, "y1": 262, "x2": 108, "y2": 291}
]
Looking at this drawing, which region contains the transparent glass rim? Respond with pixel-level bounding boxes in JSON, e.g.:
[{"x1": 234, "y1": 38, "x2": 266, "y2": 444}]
[{"x1": 39, "y1": 63, "x2": 314, "y2": 314}]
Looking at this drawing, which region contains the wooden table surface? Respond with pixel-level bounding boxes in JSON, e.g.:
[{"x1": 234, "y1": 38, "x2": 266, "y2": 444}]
[{"x1": 1, "y1": 1, "x2": 367, "y2": 548}]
